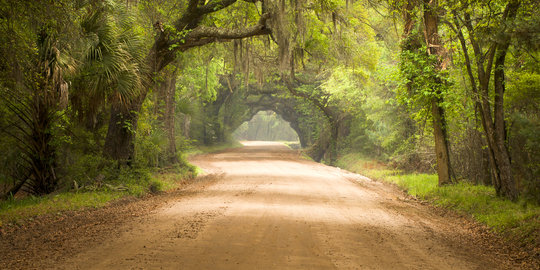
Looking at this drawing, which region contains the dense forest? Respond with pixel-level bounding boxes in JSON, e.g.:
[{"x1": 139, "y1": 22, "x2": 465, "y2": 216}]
[{"x1": 0, "y1": 0, "x2": 538, "y2": 204}]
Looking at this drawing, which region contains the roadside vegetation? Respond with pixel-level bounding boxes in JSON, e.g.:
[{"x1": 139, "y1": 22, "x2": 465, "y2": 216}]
[
  {"x1": 0, "y1": 139, "x2": 248, "y2": 227},
  {"x1": 0, "y1": 163, "x2": 195, "y2": 227},
  {"x1": 337, "y1": 153, "x2": 540, "y2": 247}
]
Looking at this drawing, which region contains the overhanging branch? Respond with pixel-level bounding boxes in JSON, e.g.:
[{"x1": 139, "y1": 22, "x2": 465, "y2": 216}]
[
  {"x1": 177, "y1": 13, "x2": 272, "y2": 50},
  {"x1": 186, "y1": 13, "x2": 271, "y2": 40},
  {"x1": 198, "y1": 0, "x2": 239, "y2": 14},
  {"x1": 198, "y1": 0, "x2": 261, "y2": 14}
]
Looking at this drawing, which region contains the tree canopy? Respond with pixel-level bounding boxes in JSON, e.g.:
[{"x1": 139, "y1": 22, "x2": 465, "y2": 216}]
[{"x1": 0, "y1": 0, "x2": 538, "y2": 202}]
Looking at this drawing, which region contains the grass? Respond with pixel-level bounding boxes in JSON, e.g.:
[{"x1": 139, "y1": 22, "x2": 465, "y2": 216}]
[
  {"x1": 337, "y1": 152, "x2": 540, "y2": 246},
  {"x1": 0, "y1": 192, "x2": 123, "y2": 227},
  {"x1": 0, "y1": 140, "x2": 242, "y2": 227},
  {"x1": 0, "y1": 166, "x2": 194, "y2": 227}
]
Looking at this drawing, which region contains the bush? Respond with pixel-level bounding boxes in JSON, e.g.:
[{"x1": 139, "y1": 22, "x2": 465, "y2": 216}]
[{"x1": 62, "y1": 154, "x2": 118, "y2": 191}]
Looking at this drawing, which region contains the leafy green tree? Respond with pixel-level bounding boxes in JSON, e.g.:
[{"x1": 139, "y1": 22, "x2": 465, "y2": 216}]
[
  {"x1": 103, "y1": 0, "x2": 272, "y2": 163},
  {"x1": 445, "y1": 0, "x2": 523, "y2": 200}
]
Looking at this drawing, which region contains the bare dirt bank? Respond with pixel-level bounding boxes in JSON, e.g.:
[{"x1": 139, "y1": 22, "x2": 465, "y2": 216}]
[{"x1": 1, "y1": 141, "x2": 534, "y2": 269}]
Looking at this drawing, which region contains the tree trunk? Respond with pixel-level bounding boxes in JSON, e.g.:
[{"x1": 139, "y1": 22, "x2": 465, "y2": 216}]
[
  {"x1": 202, "y1": 86, "x2": 231, "y2": 145},
  {"x1": 491, "y1": 1, "x2": 519, "y2": 199},
  {"x1": 423, "y1": 0, "x2": 452, "y2": 185},
  {"x1": 157, "y1": 72, "x2": 178, "y2": 164},
  {"x1": 103, "y1": 106, "x2": 137, "y2": 163},
  {"x1": 325, "y1": 117, "x2": 340, "y2": 164},
  {"x1": 455, "y1": 1, "x2": 519, "y2": 200},
  {"x1": 103, "y1": 92, "x2": 147, "y2": 163},
  {"x1": 430, "y1": 97, "x2": 451, "y2": 184},
  {"x1": 182, "y1": 114, "x2": 191, "y2": 138},
  {"x1": 164, "y1": 76, "x2": 178, "y2": 163}
]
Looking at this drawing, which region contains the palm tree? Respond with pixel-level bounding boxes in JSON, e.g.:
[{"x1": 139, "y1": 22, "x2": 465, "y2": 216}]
[
  {"x1": 1, "y1": 29, "x2": 74, "y2": 197},
  {"x1": 71, "y1": 0, "x2": 145, "y2": 131}
]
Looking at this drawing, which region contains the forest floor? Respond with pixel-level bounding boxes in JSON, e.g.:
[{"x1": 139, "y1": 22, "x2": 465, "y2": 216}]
[{"x1": 1, "y1": 141, "x2": 538, "y2": 269}]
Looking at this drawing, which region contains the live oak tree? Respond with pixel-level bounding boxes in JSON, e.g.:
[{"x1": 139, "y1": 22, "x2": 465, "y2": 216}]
[{"x1": 103, "y1": 0, "x2": 272, "y2": 162}]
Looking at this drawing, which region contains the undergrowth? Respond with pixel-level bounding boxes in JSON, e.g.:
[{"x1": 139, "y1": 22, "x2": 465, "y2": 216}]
[
  {"x1": 0, "y1": 192, "x2": 122, "y2": 227},
  {"x1": 0, "y1": 163, "x2": 196, "y2": 227},
  {"x1": 0, "y1": 141, "x2": 240, "y2": 228},
  {"x1": 336, "y1": 153, "x2": 540, "y2": 247}
]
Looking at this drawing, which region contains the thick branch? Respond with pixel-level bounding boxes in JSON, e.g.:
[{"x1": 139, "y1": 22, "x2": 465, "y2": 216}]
[
  {"x1": 198, "y1": 0, "x2": 261, "y2": 14},
  {"x1": 186, "y1": 13, "x2": 271, "y2": 40},
  {"x1": 281, "y1": 76, "x2": 336, "y2": 122},
  {"x1": 177, "y1": 13, "x2": 271, "y2": 50},
  {"x1": 186, "y1": 24, "x2": 270, "y2": 40},
  {"x1": 198, "y1": 0, "x2": 239, "y2": 14}
]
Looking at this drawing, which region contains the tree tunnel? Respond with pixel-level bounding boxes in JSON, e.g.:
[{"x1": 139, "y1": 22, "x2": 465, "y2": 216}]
[
  {"x1": 191, "y1": 75, "x2": 349, "y2": 163},
  {"x1": 191, "y1": 77, "x2": 315, "y2": 149},
  {"x1": 232, "y1": 110, "x2": 299, "y2": 143},
  {"x1": 223, "y1": 92, "x2": 319, "y2": 149}
]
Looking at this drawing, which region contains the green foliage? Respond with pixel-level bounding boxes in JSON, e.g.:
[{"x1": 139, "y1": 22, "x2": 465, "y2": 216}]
[
  {"x1": 134, "y1": 120, "x2": 167, "y2": 168},
  {"x1": 62, "y1": 154, "x2": 118, "y2": 189},
  {"x1": 506, "y1": 70, "x2": 540, "y2": 203},
  {"x1": 0, "y1": 192, "x2": 123, "y2": 226},
  {"x1": 0, "y1": 0, "x2": 81, "y2": 195},
  {"x1": 397, "y1": 46, "x2": 450, "y2": 121},
  {"x1": 322, "y1": 66, "x2": 365, "y2": 113},
  {"x1": 61, "y1": 152, "x2": 160, "y2": 197},
  {"x1": 178, "y1": 50, "x2": 224, "y2": 103},
  {"x1": 74, "y1": 0, "x2": 145, "y2": 113}
]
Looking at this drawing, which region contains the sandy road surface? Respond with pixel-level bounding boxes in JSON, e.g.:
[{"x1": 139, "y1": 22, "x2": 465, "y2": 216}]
[
  {"x1": 48, "y1": 141, "x2": 513, "y2": 269},
  {"x1": 3, "y1": 141, "x2": 527, "y2": 269}
]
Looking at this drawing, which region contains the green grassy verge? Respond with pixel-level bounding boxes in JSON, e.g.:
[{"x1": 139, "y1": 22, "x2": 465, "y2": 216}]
[
  {"x1": 0, "y1": 167, "x2": 194, "y2": 228},
  {"x1": 0, "y1": 140, "x2": 245, "y2": 228},
  {"x1": 0, "y1": 192, "x2": 123, "y2": 227},
  {"x1": 336, "y1": 153, "x2": 540, "y2": 246}
]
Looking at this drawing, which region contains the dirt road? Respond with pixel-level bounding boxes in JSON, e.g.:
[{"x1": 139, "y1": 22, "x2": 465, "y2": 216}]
[{"x1": 2, "y1": 141, "x2": 527, "y2": 269}]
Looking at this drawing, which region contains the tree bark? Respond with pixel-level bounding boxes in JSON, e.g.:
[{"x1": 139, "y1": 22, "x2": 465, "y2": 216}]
[
  {"x1": 423, "y1": 0, "x2": 452, "y2": 185},
  {"x1": 103, "y1": 97, "x2": 144, "y2": 163},
  {"x1": 452, "y1": 1, "x2": 519, "y2": 200},
  {"x1": 157, "y1": 72, "x2": 178, "y2": 164},
  {"x1": 491, "y1": 1, "x2": 520, "y2": 200}
]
